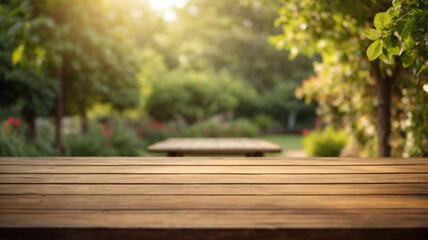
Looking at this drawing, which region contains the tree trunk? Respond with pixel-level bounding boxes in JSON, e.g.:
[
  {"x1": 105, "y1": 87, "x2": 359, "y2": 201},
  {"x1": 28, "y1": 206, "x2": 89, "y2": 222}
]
[
  {"x1": 80, "y1": 103, "x2": 88, "y2": 135},
  {"x1": 55, "y1": 64, "x2": 64, "y2": 153},
  {"x1": 375, "y1": 65, "x2": 392, "y2": 157},
  {"x1": 24, "y1": 113, "x2": 36, "y2": 141}
]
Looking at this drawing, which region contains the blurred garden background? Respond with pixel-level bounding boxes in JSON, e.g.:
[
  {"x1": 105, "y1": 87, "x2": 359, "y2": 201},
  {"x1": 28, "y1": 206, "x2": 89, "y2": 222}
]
[{"x1": 0, "y1": 0, "x2": 426, "y2": 157}]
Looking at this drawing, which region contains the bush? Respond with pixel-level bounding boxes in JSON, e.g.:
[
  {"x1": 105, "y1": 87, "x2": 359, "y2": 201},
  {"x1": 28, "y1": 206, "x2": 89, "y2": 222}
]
[
  {"x1": 136, "y1": 119, "x2": 178, "y2": 146},
  {"x1": 109, "y1": 121, "x2": 142, "y2": 156},
  {"x1": 64, "y1": 131, "x2": 111, "y2": 156},
  {"x1": 0, "y1": 117, "x2": 25, "y2": 156},
  {"x1": 303, "y1": 126, "x2": 347, "y2": 157},
  {"x1": 0, "y1": 132, "x2": 25, "y2": 156},
  {"x1": 252, "y1": 114, "x2": 275, "y2": 131},
  {"x1": 145, "y1": 69, "x2": 255, "y2": 124},
  {"x1": 64, "y1": 121, "x2": 142, "y2": 156},
  {"x1": 180, "y1": 119, "x2": 259, "y2": 138}
]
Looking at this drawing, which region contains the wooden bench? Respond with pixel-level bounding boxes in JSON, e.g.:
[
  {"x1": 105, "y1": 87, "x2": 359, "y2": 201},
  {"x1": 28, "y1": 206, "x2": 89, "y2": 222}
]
[
  {"x1": 147, "y1": 138, "x2": 282, "y2": 156},
  {"x1": 0, "y1": 157, "x2": 427, "y2": 239}
]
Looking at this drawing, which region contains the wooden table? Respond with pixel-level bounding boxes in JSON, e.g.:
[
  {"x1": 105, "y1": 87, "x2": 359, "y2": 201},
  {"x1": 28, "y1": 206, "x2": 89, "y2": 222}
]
[
  {"x1": 147, "y1": 138, "x2": 282, "y2": 156},
  {"x1": 0, "y1": 157, "x2": 427, "y2": 240}
]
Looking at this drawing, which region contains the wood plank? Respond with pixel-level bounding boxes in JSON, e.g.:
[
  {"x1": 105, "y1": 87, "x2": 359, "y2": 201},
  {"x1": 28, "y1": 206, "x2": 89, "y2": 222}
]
[
  {"x1": 1, "y1": 165, "x2": 428, "y2": 174},
  {"x1": 1, "y1": 157, "x2": 427, "y2": 166},
  {"x1": 1, "y1": 210, "x2": 428, "y2": 229},
  {"x1": 1, "y1": 184, "x2": 426, "y2": 195},
  {"x1": 2, "y1": 229, "x2": 428, "y2": 240},
  {"x1": 1, "y1": 173, "x2": 427, "y2": 184},
  {"x1": 1, "y1": 195, "x2": 427, "y2": 210}
]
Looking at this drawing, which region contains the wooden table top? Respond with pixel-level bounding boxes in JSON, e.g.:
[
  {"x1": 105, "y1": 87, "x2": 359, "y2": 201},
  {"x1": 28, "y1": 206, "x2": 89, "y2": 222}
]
[
  {"x1": 0, "y1": 157, "x2": 427, "y2": 240},
  {"x1": 147, "y1": 138, "x2": 282, "y2": 156}
]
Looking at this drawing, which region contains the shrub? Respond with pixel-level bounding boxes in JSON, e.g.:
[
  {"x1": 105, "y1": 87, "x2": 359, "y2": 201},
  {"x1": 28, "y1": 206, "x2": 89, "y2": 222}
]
[
  {"x1": 64, "y1": 121, "x2": 142, "y2": 156},
  {"x1": 109, "y1": 121, "x2": 142, "y2": 156},
  {"x1": 180, "y1": 119, "x2": 259, "y2": 138},
  {"x1": 136, "y1": 119, "x2": 178, "y2": 146},
  {"x1": 252, "y1": 114, "x2": 275, "y2": 131},
  {"x1": 145, "y1": 69, "x2": 255, "y2": 124},
  {"x1": 64, "y1": 131, "x2": 110, "y2": 156},
  {"x1": 303, "y1": 126, "x2": 347, "y2": 157},
  {"x1": 0, "y1": 131, "x2": 25, "y2": 156},
  {"x1": 0, "y1": 117, "x2": 25, "y2": 156}
]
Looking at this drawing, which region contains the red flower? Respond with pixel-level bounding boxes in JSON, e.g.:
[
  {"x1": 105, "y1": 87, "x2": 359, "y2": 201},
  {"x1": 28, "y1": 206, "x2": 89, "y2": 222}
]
[
  {"x1": 316, "y1": 117, "x2": 323, "y2": 125},
  {"x1": 104, "y1": 141, "x2": 111, "y2": 147},
  {"x1": 101, "y1": 124, "x2": 114, "y2": 138},
  {"x1": 14, "y1": 118, "x2": 21, "y2": 126},
  {"x1": 301, "y1": 128, "x2": 310, "y2": 136},
  {"x1": 5, "y1": 117, "x2": 21, "y2": 127}
]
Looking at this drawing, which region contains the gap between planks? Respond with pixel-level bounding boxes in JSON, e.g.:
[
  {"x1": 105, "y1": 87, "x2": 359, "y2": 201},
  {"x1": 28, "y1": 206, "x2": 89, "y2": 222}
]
[
  {"x1": 1, "y1": 210, "x2": 428, "y2": 229},
  {"x1": 1, "y1": 165, "x2": 428, "y2": 174},
  {"x1": 1, "y1": 195, "x2": 428, "y2": 210},
  {"x1": 1, "y1": 173, "x2": 427, "y2": 184},
  {"x1": 0, "y1": 184, "x2": 427, "y2": 195},
  {"x1": 1, "y1": 157, "x2": 427, "y2": 166}
]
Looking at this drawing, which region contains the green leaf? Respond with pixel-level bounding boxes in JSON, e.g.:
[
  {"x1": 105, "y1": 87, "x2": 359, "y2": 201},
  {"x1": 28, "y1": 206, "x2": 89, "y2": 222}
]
[
  {"x1": 12, "y1": 44, "x2": 25, "y2": 65},
  {"x1": 374, "y1": 12, "x2": 392, "y2": 31},
  {"x1": 392, "y1": 0, "x2": 404, "y2": 6},
  {"x1": 402, "y1": 50, "x2": 416, "y2": 68},
  {"x1": 366, "y1": 40, "x2": 382, "y2": 61},
  {"x1": 364, "y1": 28, "x2": 380, "y2": 40},
  {"x1": 401, "y1": 24, "x2": 412, "y2": 41},
  {"x1": 382, "y1": 36, "x2": 400, "y2": 55}
]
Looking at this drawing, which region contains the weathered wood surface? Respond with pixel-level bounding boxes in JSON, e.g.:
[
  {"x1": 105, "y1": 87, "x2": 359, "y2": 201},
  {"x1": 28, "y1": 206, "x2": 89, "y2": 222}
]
[
  {"x1": 0, "y1": 157, "x2": 427, "y2": 240},
  {"x1": 147, "y1": 138, "x2": 282, "y2": 156}
]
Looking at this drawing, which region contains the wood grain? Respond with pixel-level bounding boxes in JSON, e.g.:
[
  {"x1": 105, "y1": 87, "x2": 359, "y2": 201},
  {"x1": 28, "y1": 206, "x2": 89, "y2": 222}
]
[
  {"x1": 1, "y1": 157, "x2": 426, "y2": 166},
  {"x1": 0, "y1": 183, "x2": 426, "y2": 195},
  {"x1": 1, "y1": 173, "x2": 427, "y2": 184},
  {"x1": 1, "y1": 165, "x2": 428, "y2": 174},
  {"x1": 2, "y1": 195, "x2": 428, "y2": 210},
  {"x1": 0, "y1": 156, "x2": 427, "y2": 240}
]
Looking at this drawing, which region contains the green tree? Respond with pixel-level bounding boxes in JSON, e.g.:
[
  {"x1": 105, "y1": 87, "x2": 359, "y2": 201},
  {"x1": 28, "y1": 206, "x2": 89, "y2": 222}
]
[
  {"x1": 174, "y1": 0, "x2": 314, "y2": 92},
  {"x1": 0, "y1": 37, "x2": 56, "y2": 140},
  {"x1": 2, "y1": 0, "x2": 140, "y2": 151},
  {"x1": 272, "y1": 0, "x2": 427, "y2": 156},
  {"x1": 365, "y1": 0, "x2": 427, "y2": 156},
  {"x1": 145, "y1": 68, "x2": 254, "y2": 124}
]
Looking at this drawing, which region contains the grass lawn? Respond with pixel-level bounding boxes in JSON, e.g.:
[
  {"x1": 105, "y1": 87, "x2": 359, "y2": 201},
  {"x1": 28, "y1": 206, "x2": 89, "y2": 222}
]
[{"x1": 260, "y1": 134, "x2": 303, "y2": 156}]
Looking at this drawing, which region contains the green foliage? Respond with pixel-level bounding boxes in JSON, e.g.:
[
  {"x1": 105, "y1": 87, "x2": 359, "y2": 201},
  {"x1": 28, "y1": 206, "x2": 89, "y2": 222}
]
[
  {"x1": 0, "y1": 128, "x2": 25, "y2": 156},
  {"x1": 303, "y1": 126, "x2": 347, "y2": 157},
  {"x1": 64, "y1": 132, "x2": 111, "y2": 157},
  {"x1": 2, "y1": 0, "x2": 141, "y2": 117},
  {"x1": 272, "y1": 0, "x2": 427, "y2": 156},
  {"x1": 109, "y1": 121, "x2": 142, "y2": 156},
  {"x1": 366, "y1": 0, "x2": 428, "y2": 71},
  {"x1": 0, "y1": 117, "x2": 56, "y2": 157},
  {"x1": 173, "y1": 0, "x2": 314, "y2": 92},
  {"x1": 64, "y1": 121, "x2": 142, "y2": 156},
  {"x1": 180, "y1": 119, "x2": 259, "y2": 138},
  {"x1": 252, "y1": 114, "x2": 275, "y2": 131},
  {"x1": 0, "y1": 38, "x2": 56, "y2": 118},
  {"x1": 146, "y1": 69, "x2": 254, "y2": 123},
  {"x1": 136, "y1": 119, "x2": 177, "y2": 146}
]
